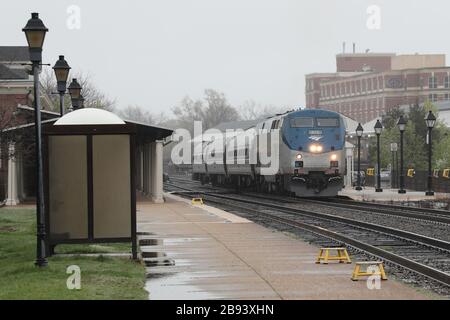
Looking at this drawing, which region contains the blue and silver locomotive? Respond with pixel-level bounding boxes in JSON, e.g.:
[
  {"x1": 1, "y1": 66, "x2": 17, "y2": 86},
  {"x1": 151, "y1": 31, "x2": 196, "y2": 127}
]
[{"x1": 193, "y1": 108, "x2": 346, "y2": 197}]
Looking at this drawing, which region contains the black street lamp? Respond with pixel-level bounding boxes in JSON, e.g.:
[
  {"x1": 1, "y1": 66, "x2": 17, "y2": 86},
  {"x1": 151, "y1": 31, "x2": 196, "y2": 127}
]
[
  {"x1": 355, "y1": 123, "x2": 364, "y2": 191},
  {"x1": 68, "y1": 78, "x2": 82, "y2": 110},
  {"x1": 425, "y1": 111, "x2": 436, "y2": 196},
  {"x1": 374, "y1": 120, "x2": 383, "y2": 192},
  {"x1": 52, "y1": 55, "x2": 71, "y2": 116},
  {"x1": 22, "y1": 12, "x2": 48, "y2": 267},
  {"x1": 397, "y1": 115, "x2": 407, "y2": 194}
]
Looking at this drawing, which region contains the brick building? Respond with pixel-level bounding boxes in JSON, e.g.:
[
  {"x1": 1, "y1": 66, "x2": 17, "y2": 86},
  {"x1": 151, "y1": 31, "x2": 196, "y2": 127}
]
[
  {"x1": 0, "y1": 46, "x2": 57, "y2": 202},
  {"x1": 305, "y1": 52, "x2": 450, "y2": 123}
]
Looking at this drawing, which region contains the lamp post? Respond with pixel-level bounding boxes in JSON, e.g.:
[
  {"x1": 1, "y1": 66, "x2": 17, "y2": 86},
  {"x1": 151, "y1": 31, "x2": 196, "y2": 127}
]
[
  {"x1": 355, "y1": 123, "x2": 364, "y2": 191},
  {"x1": 23, "y1": 12, "x2": 48, "y2": 267},
  {"x1": 397, "y1": 115, "x2": 407, "y2": 194},
  {"x1": 68, "y1": 78, "x2": 82, "y2": 110},
  {"x1": 52, "y1": 55, "x2": 71, "y2": 116},
  {"x1": 425, "y1": 111, "x2": 436, "y2": 196},
  {"x1": 390, "y1": 143, "x2": 398, "y2": 188},
  {"x1": 374, "y1": 120, "x2": 383, "y2": 192}
]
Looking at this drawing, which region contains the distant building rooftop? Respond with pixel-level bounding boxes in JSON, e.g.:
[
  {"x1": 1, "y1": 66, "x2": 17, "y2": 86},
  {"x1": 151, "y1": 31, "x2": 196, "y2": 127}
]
[
  {"x1": 0, "y1": 46, "x2": 30, "y2": 62},
  {"x1": 0, "y1": 63, "x2": 29, "y2": 79}
]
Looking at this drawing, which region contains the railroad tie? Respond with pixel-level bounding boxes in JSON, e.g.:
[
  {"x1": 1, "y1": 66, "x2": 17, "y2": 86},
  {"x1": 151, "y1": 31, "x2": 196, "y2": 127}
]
[{"x1": 315, "y1": 247, "x2": 352, "y2": 264}]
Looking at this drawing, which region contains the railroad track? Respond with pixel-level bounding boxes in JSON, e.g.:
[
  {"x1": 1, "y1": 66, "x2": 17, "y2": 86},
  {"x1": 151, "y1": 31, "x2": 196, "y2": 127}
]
[
  {"x1": 165, "y1": 181, "x2": 450, "y2": 290},
  {"x1": 169, "y1": 176, "x2": 450, "y2": 226}
]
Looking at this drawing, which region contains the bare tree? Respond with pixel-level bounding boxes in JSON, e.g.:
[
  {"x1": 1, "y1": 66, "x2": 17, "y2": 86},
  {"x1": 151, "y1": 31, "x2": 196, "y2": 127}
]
[
  {"x1": 118, "y1": 105, "x2": 155, "y2": 124},
  {"x1": 239, "y1": 100, "x2": 288, "y2": 120},
  {"x1": 40, "y1": 69, "x2": 116, "y2": 112},
  {"x1": 172, "y1": 89, "x2": 240, "y2": 132}
]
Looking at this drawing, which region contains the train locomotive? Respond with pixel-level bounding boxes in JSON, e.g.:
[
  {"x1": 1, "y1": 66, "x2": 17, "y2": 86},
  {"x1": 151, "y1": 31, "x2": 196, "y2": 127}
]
[{"x1": 192, "y1": 109, "x2": 346, "y2": 197}]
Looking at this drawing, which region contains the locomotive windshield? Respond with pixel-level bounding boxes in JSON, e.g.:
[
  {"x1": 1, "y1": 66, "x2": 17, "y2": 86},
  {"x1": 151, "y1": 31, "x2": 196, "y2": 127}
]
[
  {"x1": 316, "y1": 118, "x2": 339, "y2": 127},
  {"x1": 290, "y1": 117, "x2": 339, "y2": 128},
  {"x1": 290, "y1": 117, "x2": 314, "y2": 128}
]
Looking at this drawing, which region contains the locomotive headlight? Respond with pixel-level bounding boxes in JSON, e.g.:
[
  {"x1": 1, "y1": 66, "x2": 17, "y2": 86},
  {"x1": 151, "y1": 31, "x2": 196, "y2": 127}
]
[
  {"x1": 330, "y1": 154, "x2": 337, "y2": 161},
  {"x1": 296, "y1": 154, "x2": 302, "y2": 160},
  {"x1": 309, "y1": 144, "x2": 323, "y2": 153}
]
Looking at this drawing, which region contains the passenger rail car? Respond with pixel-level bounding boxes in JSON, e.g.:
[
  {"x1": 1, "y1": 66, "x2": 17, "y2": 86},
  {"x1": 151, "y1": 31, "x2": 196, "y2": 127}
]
[{"x1": 193, "y1": 109, "x2": 346, "y2": 197}]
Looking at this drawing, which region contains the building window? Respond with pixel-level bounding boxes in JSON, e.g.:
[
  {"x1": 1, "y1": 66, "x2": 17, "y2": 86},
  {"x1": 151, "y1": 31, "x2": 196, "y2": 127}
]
[
  {"x1": 429, "y1": 76, "x2": 437, "y2": 89},
  {"x1": 445, "y1": 76, "x2": 449, "y2": 88},
  {"x1": 428, "y1": 93, "x2": 438, "y2": 102},
  {"x1": 445, "y1": 93, "x2": 450, "y2": 101}
]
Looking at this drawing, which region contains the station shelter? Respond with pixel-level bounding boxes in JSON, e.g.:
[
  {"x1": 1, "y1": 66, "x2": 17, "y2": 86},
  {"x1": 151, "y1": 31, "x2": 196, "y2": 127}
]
[{"x1": 3, "y1": 108, "x2": 172, "y2": 206}]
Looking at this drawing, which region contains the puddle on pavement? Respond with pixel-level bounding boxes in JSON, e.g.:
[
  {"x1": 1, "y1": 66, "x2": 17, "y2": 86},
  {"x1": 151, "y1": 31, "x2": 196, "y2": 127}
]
[
  {"x1": 145, "y1": 272, "x2": 225, "y2": 300},
  {"x1": 139, "y1": 238, "x2": 163, "y2": 246},
  {"x1": 140, "y1": 238, "x2": 175, "y2": 267},
  {"x1": 141, "y1": 237, "x2": 229, "y2": 299}
]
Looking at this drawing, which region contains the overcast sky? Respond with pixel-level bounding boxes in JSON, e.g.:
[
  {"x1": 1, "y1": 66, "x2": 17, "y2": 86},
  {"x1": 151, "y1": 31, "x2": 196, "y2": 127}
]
[{"x1": 2, "y1": 0, "x2": 449, "y2": 114}]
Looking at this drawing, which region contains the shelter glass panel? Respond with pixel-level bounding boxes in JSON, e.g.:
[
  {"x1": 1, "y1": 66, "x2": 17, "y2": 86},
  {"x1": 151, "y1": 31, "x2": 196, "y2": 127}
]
[
  {"x1": 92, "y1": 135, "x2": 131, "y2": 238},
  {"x1": 48, "y1": 135, "x2": 88, "y2": 239}
]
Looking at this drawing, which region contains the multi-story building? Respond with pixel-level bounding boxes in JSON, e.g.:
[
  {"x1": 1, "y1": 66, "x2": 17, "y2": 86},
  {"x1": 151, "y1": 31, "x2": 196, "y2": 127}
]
[{"x1": 306, "y1": 52, "x2": 450, "y2": 123}]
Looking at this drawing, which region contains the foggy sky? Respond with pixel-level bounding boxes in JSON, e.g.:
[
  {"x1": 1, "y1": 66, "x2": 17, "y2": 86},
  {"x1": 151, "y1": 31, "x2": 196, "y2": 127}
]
[{"x1": 1, "y1": 0, "x2": 449, "y2": 114}]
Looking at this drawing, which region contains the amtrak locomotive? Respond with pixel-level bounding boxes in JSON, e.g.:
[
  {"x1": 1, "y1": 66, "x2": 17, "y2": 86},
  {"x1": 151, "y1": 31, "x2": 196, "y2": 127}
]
[{"x1": 192, "y1": 109, "x2": 346, "y2": 197}]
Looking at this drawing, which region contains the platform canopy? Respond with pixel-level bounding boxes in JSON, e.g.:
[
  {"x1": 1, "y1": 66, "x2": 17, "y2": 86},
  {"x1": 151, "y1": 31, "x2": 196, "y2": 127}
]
[{"x1": 43, "y1": 108, "x2": 173, "y2": 259}]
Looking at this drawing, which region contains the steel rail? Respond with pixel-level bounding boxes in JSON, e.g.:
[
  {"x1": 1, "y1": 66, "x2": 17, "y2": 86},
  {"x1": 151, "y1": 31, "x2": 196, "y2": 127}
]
[{"x1": 243, "y1": 192, "x2": 450, "y2": 225}]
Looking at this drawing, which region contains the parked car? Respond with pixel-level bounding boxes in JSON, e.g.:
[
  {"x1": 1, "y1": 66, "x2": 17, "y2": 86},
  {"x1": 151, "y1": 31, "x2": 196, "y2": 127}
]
[{"x1": 380, "y1": 170, "x2": 391, "y2": 181}]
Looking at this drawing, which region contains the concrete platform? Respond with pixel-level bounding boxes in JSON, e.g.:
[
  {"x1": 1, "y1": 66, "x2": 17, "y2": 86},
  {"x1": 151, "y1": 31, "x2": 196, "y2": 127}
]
[
  {"x1": 340, "y1": 187, "x2": 450, "y2": 202},
  {"x1": 137, "y1": 193, "x2": 433, "y2": 300}
]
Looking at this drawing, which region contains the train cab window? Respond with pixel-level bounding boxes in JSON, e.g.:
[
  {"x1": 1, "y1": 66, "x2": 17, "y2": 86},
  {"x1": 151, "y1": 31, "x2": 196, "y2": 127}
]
[
  {"x1": 274, "y1": 119, "x2": 281, "y2": 129},
  {"x1": 290, "y1": 117, "x2": 313, "y2": 128},
  {"x1": 270, "y1": 120, "x2": 277, "y2": 129},
  {"x1": 316, "y1": 118, "x2": 339, "y2": 127}
]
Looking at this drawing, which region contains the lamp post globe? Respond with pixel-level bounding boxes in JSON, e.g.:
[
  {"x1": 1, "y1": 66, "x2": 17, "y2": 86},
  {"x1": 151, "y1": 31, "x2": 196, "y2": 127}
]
[
  {"x1": 22, "y1": 12, "x2": 48, "y2": 62},
  {"x1": 397, "y1": 115, "x2": 407, "y2": 132},
  {"x1": 425, "y1": 111, "x2": 436, "y2": 196},
  {"x1": 374, "y1": 120, "x2": 383, "y2": 192},
  {"x1": 68, "y1": 78, "x2": 82, "y2": 110},
  {"x1": 425, "y1": 110, "x2": 436, "y2": 129},
  {"x1": 397, "y1": 115, "x2": 407, "y2": 194},
  {"x1": 355, "y1": 123, "x2": 364, "y2": 191},
  {"x1": 53, "y1": 55, "x2": 71, "y2": 115}
]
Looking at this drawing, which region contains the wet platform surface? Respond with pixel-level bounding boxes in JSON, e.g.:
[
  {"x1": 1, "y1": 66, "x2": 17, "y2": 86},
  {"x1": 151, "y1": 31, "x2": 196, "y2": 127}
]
[
  {"x1": 137, "y1": 193, "x2": 432, "y2": 300},
  {"x1": 340, "y1": 187, "x2": 449, "y2": 203}
]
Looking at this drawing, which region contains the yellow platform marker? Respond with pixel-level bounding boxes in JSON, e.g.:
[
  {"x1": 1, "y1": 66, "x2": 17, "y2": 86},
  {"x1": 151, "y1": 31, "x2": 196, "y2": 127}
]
[
  {"x1": 351, "y1": 261, "x2": 387, "y2": 281},
  {"x1": 443, "y1": 169, "x2": 450, "y2": 179},
  {"x1": 191, "y1": 198, "x2": 204, "y2": 205},
  {"x1": 407, "y1": 168, "x2": 415, "y2": 177},
  {"x1": 316, "y1": 247, "x2": 351, "y2": 264},
  {"x1": 367, "y1": 168, "x2": 375, "y2": 176}
]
